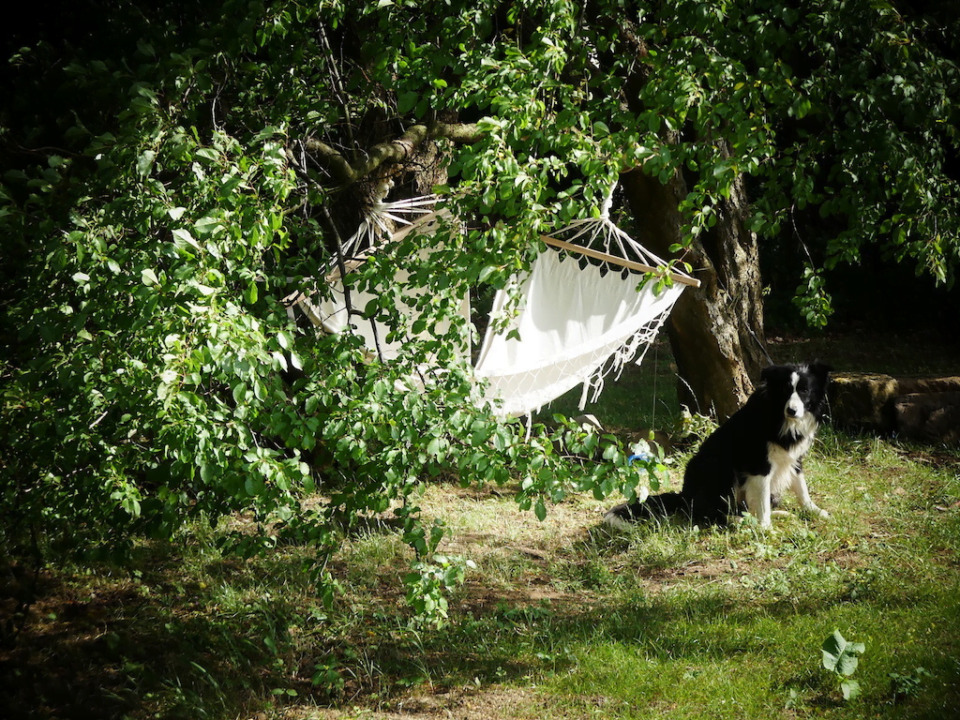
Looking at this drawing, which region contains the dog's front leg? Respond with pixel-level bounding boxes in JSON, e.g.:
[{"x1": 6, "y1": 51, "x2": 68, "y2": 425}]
[
  {"x1": 790, "y1": 464, "x2": 829, "y2": 518},
  {"x1": 743, "y1": 474, "x2": 773, "y2": 528}
]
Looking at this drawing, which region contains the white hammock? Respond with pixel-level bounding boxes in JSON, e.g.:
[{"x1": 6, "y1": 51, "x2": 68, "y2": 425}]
[
  {"x1": 302, "y1": 245, "x2": 471, "y2": 363},
  {"x1": 474, "y1": 249, "x2": 685, "y2": 416},
  {"x1": 288, "y1": 193, "x2": 697, "y2": 417},
  {"x1": 285, "y1": 202, "x2": 468, "y2": 360}
]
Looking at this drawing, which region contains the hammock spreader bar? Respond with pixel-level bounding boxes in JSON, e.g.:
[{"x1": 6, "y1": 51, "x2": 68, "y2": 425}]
[{"x1": 540, "y1": 235, "x2": 701, "y2": 288}]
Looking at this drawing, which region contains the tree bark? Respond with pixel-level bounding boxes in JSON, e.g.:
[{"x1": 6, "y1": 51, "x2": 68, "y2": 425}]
[
  {"x1": 614, "y1": 20, "x2": 767, "y2": 420},
  {"x1": 621, "y1": 166, "x2": 767, "y2": 420},
  {"x1": 302, "y1": 121, "x2": 481, "y2": 186}
]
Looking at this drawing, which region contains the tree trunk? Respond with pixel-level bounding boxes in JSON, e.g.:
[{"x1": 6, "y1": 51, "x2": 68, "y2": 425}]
[{"x1": 621, "y1": 166, "x2": 767, "y2": 420}]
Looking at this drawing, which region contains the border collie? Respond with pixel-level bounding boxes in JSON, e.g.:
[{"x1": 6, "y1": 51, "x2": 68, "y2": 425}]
[{"x1": 605, "y1": 362, "x2": 832, "y2": 529}]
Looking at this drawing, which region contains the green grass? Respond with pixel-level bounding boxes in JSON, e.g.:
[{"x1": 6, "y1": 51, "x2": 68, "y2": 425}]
[
  {"x1": 451, "y1": 432, "x2": 960, "y2": 720},
  {"x1": 2, "y1": 333, "x2": 960, "y2": 719}
]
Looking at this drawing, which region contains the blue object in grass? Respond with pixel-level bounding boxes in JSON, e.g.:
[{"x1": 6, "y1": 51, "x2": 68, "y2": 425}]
[{"x1": 628, "y1": 452, "x2": 650, "y2": 464}]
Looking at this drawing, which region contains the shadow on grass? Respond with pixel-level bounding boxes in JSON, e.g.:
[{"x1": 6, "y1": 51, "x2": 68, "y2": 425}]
[
  {"x1": 0, "y1": 542, "x2": 552, "y2": 719},
  {"x1": 4, "y1": 421, "x2": 959, "y2": 719},
  {"x1": 0, "y1": 565, "x2": 278, "y2": 720}
]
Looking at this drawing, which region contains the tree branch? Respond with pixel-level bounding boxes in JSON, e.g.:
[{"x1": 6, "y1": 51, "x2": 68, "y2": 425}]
[{"x1": 302, "y1": 122, "x2": 482, "y2": 185}]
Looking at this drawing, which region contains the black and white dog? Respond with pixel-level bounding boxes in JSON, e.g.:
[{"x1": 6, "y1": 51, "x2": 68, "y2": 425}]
[{"x1": 605, "y1": 362, "x2": 832, "y2": 529}]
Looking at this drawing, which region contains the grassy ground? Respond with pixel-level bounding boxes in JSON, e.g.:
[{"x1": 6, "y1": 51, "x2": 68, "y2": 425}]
[{"x1": 2, "y1": 331, "x2": 959, "y2": 719}]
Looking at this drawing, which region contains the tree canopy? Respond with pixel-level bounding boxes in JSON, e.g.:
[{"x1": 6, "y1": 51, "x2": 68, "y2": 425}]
[{"x1": 2, "y1": 0, "x2": 958, "y2": 618}]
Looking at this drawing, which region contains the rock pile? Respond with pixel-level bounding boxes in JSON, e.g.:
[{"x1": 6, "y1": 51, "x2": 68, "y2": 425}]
[{"x1": 829, "y1": 373, "x2": 960, "y2": 444}]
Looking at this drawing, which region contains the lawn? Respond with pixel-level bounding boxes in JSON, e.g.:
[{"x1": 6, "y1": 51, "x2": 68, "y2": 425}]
[{"x1": 2, "y1": 331, "x2": 959, "y2": 719}]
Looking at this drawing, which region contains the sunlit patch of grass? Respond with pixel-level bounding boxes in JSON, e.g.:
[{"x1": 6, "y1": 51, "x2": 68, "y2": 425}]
[{"x1": 336, "y1": 527, "x2": 411, "y2": 587}]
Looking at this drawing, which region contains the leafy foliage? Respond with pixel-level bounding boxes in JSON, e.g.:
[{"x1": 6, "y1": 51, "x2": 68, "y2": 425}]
[
  {"x1": 822, "y1": 629, "x2": 867, "y2": 701},
  {"x1": 2, "y1": 0, "x2": 958, "y2": 616},
  {"x1": 793, "y1": 264, "x2": 834, "y2": 328},
  {"x1": 889, "y1": 666, "x2": 932, "y2": 703}
]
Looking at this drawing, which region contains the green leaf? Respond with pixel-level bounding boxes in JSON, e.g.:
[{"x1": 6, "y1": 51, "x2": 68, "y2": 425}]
[
  {"x1": 822, "y1": 630, "x2": 864, "y2": 676},
  {"x1": 194, "y1": 147, "x2": 220, "y2": 164},
  {"x1": 172, "y1": 228, "x2": 200, "y2": 251},
  {"x1": 245, "y1": 475, "x2": 265, "y2": 497},
  {"x1": 534, "y1": 498, "x2": 547, "y2": 521},
  {"x1": 841, "y1": 679, "x2": 861, "y2": 701},
  {"x1": 397, "y1": 91, "x2": 419, "y2": 114},
  {"x1": 793, "y1": 96, "x2": 812, "y2": 119},
  {"x1": 822, "y1": 630, "x2": 844, "y2": 672},
  {"x1": 136, "y1": 149, "x2": 156, "y2": 178},
  {"x1": 264, "y1": 635, "x2": 278, "y2": 654},
  {"x1": 194, "y1": 214, "x2": 222, "y2": 237},
  {"x1": 140, "y1": 268, "x2": 159, "y2": 286}
]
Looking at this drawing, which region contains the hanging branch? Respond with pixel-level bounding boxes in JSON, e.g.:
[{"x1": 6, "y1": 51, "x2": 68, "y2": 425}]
[
  {"x1": 319, "y1": 203, "x2": 386, "y2": 363},
  {"x1": 317, "y1": 20, "x2": 359, "y2": 157}
]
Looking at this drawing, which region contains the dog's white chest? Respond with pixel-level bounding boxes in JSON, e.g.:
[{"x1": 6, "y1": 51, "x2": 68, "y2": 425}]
[
  {"x1": 766, "y1": 443, "x2": 800, "y2": 494},
  {"x1": 767, "y1": 416, "x2": 816, "y2": 493}
]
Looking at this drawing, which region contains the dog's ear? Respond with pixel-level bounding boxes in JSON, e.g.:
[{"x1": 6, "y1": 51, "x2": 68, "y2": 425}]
[
  {"x1": 808, "y1": 361, "x2": 833, "y2": 380},
  {"x1": 760, "y1": 365, "x2": 780, "y2": 383}
]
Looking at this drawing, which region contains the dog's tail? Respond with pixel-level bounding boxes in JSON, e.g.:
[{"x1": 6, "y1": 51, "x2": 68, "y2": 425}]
[{"x1": 603, "y1": 492, "x2": 689, "y2": 529}]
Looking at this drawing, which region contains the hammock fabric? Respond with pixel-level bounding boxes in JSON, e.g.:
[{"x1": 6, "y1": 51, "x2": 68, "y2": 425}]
[
  {"x1": 303, "y1": 247, "x2": 471, "y2": 362},
  {"x1": 474, "y1": 250, "x2": 684, "y2": 417}
]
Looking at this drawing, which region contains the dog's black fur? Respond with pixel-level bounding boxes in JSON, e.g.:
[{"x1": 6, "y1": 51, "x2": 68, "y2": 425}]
[{"x1": 605, "y1": 362, "x2": 832, "y2": 528}]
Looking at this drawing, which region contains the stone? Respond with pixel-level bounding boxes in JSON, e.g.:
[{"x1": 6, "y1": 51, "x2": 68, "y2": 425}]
[
  {"x1": 829, "y1": 372, "x2": 960, "y2": 444},
  {"x1": 895, "y1": 376, "x2": 960, "y2": 395},
  {"x1": 893, "y1": 392, "x2": 960, "y2": 444},
  {"x1": 828, "y1": 372, "x2": 899, "y2": 431}
]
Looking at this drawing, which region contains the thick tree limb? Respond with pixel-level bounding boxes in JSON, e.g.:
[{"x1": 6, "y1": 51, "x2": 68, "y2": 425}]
[{"x1": 304, "y1": 122, "x2": 482, "y2": 185}]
